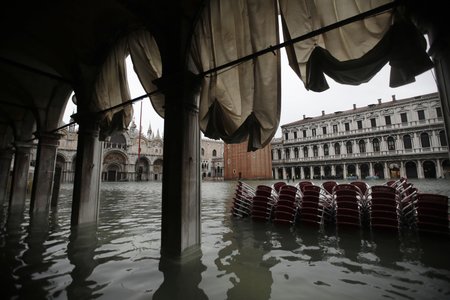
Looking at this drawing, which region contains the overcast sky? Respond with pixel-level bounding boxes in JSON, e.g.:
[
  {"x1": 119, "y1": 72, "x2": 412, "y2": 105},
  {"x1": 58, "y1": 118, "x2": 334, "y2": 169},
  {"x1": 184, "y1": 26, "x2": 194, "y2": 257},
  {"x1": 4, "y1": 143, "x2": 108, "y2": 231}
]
[{"x1": 63, "y1": 49, "x2": 438, "y2": 139}]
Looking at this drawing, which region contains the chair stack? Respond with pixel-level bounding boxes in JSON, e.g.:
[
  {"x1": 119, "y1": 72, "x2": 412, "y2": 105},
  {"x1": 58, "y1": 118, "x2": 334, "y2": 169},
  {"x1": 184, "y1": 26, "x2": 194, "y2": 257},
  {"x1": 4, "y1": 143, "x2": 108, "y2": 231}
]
[
  {"x1": 367, "y1": 185, "x2": 401, "y2": 230},
  {"x1": 297, "y1": 185, "x2": 324, "y2": 227},
  {"x1": 415, "y1": 193, "x2": 449, "y2": 235},
  {"x1": 273, "y1": 185, "x2": 300, "y2": 226},
  {"x1": 231, "y1": 181, "x2": 255, "y2": 217},
  {"x1": 251, "y1": 185, "x2": 277, "y2": 222},
  {"x1": 333, "y1": 183, "x2": 364, "y2": 228}
]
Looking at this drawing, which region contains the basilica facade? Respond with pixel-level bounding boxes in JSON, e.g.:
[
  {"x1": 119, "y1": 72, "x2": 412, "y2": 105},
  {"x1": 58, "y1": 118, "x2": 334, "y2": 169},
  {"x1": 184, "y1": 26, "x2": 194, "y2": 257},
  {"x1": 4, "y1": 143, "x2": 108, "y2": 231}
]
[
  {"x1": 271, "y1": 92, "x2": 450, "y2": 180},
  {"x1": 56, "y1": 120, "x2": 224, "y2": 182}
]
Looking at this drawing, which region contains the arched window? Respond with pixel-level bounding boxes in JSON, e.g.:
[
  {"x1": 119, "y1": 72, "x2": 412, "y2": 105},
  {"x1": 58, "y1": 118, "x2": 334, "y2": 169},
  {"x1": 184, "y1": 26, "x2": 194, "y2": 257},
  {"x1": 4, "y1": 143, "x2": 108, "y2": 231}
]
[
  {"x1": 303, "y1": 146, "x2": 308, "y2": 158},
  {"x1": 403, "y1": 135, "x2": 412, "y2": 149},
  {"x1": 346, "y1": 141, "x2": 352, "y2": 154},
  {"x1": 334, "y1": 142, "x2": 340, "y2": 155},
  {"x1": 387, "y1": 136, "x2": 395, "y2": 150},
  {"x1": 294, "y1": 147, "x2": 299, "y2": 158},
  {"x1": 277, "y1": 149, "x2": 282, "y2": 159},
  {"x1": 439, "y1": 130, "x2": 448, "y2": 146},
  {"x1": 372, "y1": 138, "x2": 380, "y2": 152},
  {"x1": 313, "y1": 145, "x2": 318, "y2": 157},
  {"x1": 323, "y1": 144, "x2": 329, "y2": 156},
  {"x1": 212, "y1": 149, "x2": 217, "y2": 157},
  {"x1": 421, "y1": 132, "x2": 430, "y2": 148},
  {"x1": 201, "y1": 148, "x2": 205, "y2": 156},
  {"x1": 358, "y1": 139, "x2": 366, "y2": 153}
]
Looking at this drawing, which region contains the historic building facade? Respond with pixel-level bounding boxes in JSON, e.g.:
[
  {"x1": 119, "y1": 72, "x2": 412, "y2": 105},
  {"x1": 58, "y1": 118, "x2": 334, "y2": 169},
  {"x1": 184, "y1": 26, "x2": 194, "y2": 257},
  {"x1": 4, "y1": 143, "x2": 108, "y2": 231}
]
[
  {"x1": 271, "y1": 92, "x2": 450, "y2": 180},
  {"x1": 224, "y1": 142, "x2": 273, "y2": 180},
  {"x1": 56, "y1": 120, "x2": 224, "y2": 182}
]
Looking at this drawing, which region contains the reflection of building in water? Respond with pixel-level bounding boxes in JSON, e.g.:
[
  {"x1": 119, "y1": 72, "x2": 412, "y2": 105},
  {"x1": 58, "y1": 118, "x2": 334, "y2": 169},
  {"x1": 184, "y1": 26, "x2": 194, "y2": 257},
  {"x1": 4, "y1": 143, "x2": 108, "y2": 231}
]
[
  {"x1": 55, "y1": 119, "x2": 224, "y2": 182},
  {"x1": 272, "y1": 93, "x2": 450, "y2": 180}
]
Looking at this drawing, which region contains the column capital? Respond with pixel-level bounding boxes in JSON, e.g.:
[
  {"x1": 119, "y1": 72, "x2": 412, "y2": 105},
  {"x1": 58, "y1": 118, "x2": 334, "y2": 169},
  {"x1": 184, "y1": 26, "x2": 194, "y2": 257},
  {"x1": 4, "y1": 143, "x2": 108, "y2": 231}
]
[
  {"x1": 33, "y1": 132, "x2": 64, "y2": 147},
  {"x1": 13, "y1": 141, "x2": 35, "y2": 153}
]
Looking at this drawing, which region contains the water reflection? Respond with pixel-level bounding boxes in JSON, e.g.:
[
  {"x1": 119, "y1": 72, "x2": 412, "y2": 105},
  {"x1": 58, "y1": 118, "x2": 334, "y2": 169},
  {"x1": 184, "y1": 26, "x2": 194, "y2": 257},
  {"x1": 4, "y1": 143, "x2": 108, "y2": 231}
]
[
  {"x1": 154, "y1": 248, "x2": 207, "y2": 299},
  {"x1": 66, "y1": 224, "x2": 99, "y2": 299}
]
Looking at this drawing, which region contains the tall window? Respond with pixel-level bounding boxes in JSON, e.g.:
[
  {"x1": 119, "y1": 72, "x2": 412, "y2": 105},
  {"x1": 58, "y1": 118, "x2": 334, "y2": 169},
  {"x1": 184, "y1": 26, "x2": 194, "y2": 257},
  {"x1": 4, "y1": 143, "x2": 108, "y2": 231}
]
[
  {"x1": 358, "y1": 139, "x2": 366, "y2": 153},
  {"x1": 303, "y1": 130, "x2": 307, "y2": 138},
  {"x1": 201, "y1": 148, "x2": 205, "y2": 156},
  {"x1": 285, "y1": 132, "x2": 289, "y2": 140},
  {"x1": 346, "y1": 141, "x2": 353, "y2": 154},
  {"x1": 421, "y1": 132, "x2": 430, "y2": 148},
  {"x1": 323, "y1": 144, "x2": 329, "y2": 156},
  {"x1": 294, "y1": 147, "x2": 299, "y2": 158},
  {"x1": 387, "y1": 136, "x2": 395, "y2": 150},
  {"x1": 403, "y1": 134, "x2": 412, "y2": 149},
  {"x1": 313, "y1": 145, "x2": 318, "y2": 157},
  {"x1": 372, "y1": 138, "x2": 380, "y2": 152},
  {"x1": 212, "y1": 149, "x2": 217, "y2": 157},
  {"x1": 401, "y1": 112, "x2": 408, "y2": 123},
  {"x1": 322, "y1": 126, "x2": 327, "y2": 135},
  {"x1": 344, "y1": 123, "x2": 350, "y2": 131},
  {"x1": 303, "y1": 146, "x2": 309, "y2": 157},
  {"x1": 357, "y1": 120, "x2": 362, "y2": 129},
  {"x1": 436, "y1": 107, "x2": 443, "y2": 118},
  {"x1": 334, "y1": 142, "x2": 341, "y2": 155},
  {"x1": 333, "y1": 124, "x2": 338, "y2": 133},
  {"x1": 312, "y1": 128, "x2": 316, "y2": 136},
  {"x1": 439, "y1": 130, "x2": 448, "y2": 146},
  {"x1": 294, "y1": 131, "x2": 297, "y2": 139},
  {"x1": 285, "y1": 148, "x2": 290, "y2": 159},
  {"x1": 277, "y1": 149, "x2": 282, "y2": 159},
  {"x1": 417, "y1": 110, "x2": 425, "y2": 120},
  {"x1": 385, "y1": 115, "x2": 391, "y2": 126},
  {"x1": 370, "y1": 118, "x2": 377, "y2": 128}
]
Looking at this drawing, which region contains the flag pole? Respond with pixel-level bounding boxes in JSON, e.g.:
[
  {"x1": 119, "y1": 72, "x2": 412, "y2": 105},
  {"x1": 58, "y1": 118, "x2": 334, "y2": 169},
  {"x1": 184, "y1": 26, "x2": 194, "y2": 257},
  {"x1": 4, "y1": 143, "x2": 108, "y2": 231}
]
[{"x1": 138, "y1": 101, "x2": 142, "y2": 161}]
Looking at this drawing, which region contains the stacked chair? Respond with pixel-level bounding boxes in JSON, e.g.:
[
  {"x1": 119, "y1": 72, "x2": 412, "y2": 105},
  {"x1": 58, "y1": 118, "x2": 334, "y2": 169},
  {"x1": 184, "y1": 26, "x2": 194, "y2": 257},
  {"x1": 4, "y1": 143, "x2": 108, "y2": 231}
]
[
  {"x1": 250, "y1": 184, "x2": 278, "y2": 222},
  {"x1": 231, "y1": 181, "x2": 255, "y2": 217},
  {"x1": 332, "y1": 183, "x2": 365, "y2": 228},
  {"x1": 415, "y1": 193, "x2": 449, "y2": 235},
  {"x1": 297, "y1": 185, "x2": 328, "y2": 227},
  {"x1": 367, "y1": 185, "x2": 401, "y2": 230},
  {"x1": 272, "y1": 185, "x2": 300, "y2": 226}
]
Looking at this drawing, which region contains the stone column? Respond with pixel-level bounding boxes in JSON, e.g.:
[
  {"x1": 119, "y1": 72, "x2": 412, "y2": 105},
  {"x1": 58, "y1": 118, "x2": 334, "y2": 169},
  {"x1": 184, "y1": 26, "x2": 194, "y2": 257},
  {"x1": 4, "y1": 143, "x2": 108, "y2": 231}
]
[
  {"x1": 400, "y1": 161, "x2": 406, "y2": 178},
  {"x1": 9, "y1": 142, "x2": 33, "y2": 211},
  {"x1": 417, "y1": 160, "x2": 424, "y2": 178},
  {"x1": 356, "y1": 163, "x2": 361, "y2": 179},
  {"x1": 343, "y1": 163, "x2": 347, "y2": 179},
  {"x1": 309, "y1": 166, "x2": 313, "y2": 179},
  {"x1": 71, "y1": 115, "x2": 103, "y2": 225},
  {"x1": 384, "y1": 161, "x2": 390, "y2": 179},
  {"x1": 30, "y1": 133, "x2": 61, "y2": 213},
  {"x1": 436, "y1": 159, "x2": 443, "y2": 178},
  {"x1": 0, "y1": 148, "x2": 14, "y2": 206},
  {"x1": 300, "y1": 166, "x2": 304, "y2": 179},
  {"x1": 369, "y1": 162, "x2": 374, "y2": 177},
  {"x1": 156, "y1": 71, "x2": 202, "y2": 259},
  {"x1": 274, "y1": 168, "x2": 279, "y2": 180},
  {"x1": 291, "y1": 167, "x2": 295, "y2": 180},
  {"x1": 320, "y1": 166, "x2": 324, "y2": 178},
  {"x1": 331, "y1": 165, "x2": 336, "y2": 177},
  {"x1": 282, "y1": 167, "x2": 287, "y2": 180}
]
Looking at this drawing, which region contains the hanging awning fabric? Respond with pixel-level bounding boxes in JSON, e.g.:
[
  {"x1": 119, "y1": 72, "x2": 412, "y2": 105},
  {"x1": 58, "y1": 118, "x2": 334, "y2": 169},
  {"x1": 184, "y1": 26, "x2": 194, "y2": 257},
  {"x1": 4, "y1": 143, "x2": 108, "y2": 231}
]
[
  {"x1": 93, "y1": 39, "x2": 133, "y2": 139},
  {"x1": 128, "y1": 30, "x2": 164, "y2": 118},
  {"x1": 189, "y1": 0, "x2": 281, "y2": 151},
  {"x1": 188, "y1": 0, "x2": 434, "y2": 150}
]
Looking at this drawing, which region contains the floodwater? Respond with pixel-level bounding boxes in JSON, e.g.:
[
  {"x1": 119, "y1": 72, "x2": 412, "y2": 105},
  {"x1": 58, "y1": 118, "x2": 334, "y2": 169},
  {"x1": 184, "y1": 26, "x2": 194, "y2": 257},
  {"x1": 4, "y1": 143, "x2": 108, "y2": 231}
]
[{"x1": 1, "y1": 179, "x2": 450, "y2": 300}]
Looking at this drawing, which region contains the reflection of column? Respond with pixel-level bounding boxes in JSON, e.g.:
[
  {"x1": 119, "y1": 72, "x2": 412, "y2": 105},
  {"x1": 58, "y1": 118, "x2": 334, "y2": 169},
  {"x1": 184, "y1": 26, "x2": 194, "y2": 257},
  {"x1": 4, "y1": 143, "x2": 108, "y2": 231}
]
[
  {"x1": 71, "y1": 114, "x2": 103, "y2": 225},
  {"x1": 9, "y1": 142, "x2": 33, "y2": 210},
  {"x1": 67, "y1": 225, "x2": 98, "y2": 299},
  {"x1": 0, "y1": 148, "x2": 14, "y2": 206},
  {"x1": 154, "y1": 251, "x2": 207, "y2": 300},
  {"x1": 30, "y1": 133, "x2": 62, "y2": 213}
]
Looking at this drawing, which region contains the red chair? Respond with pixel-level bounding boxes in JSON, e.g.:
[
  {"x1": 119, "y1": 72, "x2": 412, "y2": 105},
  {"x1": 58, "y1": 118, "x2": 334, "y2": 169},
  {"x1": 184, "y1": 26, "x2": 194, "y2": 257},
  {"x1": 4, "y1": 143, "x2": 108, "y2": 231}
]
[{"x1": 415, "y1": 193, "x2": 449, "y2": 234}]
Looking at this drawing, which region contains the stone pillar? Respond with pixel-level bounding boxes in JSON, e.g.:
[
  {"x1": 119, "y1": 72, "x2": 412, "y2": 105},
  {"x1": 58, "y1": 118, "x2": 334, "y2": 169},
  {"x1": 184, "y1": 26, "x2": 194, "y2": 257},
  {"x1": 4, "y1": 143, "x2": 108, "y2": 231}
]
[
  {"x1": 291, "y1": 167, "x2": 295, "y2": 180},
  {"x1": 384, "y1": 161, "x2": 390, "y2": 179},
  {"x1": 274, "y1": 168, "x2": 279, "y2": 180},
  {"x1": 30, "y1": 133, "x2": 61, "y2": 213},
  {"x1": 417, "y1": 160, "x2": 424, "y2": 178},
  {"x1": 369, "y1": 162, "x2": 374, "y2": 177},
  {"x1": 400, "y1": 161, "x2": 406, "y2": 178},
  {"x1": 356, "y1": 163, "x2": 361, "y2": 179},
  {"x1": 320, "y1": 166, "x2": 324, "y2": 178},
  {"x1": 0, "y1": 148, "x2": 14, "y2": 206},
  {"x1": 331, "y1": 165, "x2": 336, "y2": 177},
  {"x1": 71, "y1": 115, "x2": 103, "y2": 225},
  {"x1": 343, "y1": 163, "x2": 347, "y2": 179},
  {"x1": 436, "y1": 159, "x2": 443, "y2": 178},
  {"x1": 282, "y1": 167, "x2": 287, "y2": 180},
  {"x1": 9, "y1": 142, "x2": 33, "y2": 211},
  {"x1": 300, "y1": 166, "x2": 304, "y2": 179},
  {"x1": 309, "y1": 166, "x2": 313, "y2": 179},
  {"x1": 156, "y1": 71, "x2": 202, "y2": 259}
]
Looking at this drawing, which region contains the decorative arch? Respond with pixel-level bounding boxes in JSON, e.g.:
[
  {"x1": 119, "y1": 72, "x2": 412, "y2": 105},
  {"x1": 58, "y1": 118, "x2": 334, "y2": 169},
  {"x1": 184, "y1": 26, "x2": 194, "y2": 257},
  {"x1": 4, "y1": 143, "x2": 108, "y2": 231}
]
[
  {"x1": 103, "y1": 151, "x2": 128, "y2": 181},
  {"x1": 136, "y1": 156, "x2": 151, "y2": 181},
  {"x1": 405, "y1": 161, "x2": 418, "y2": 178},
  {"x1": 423, "y1": 160, "x2": 436, "y2": 178}
]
